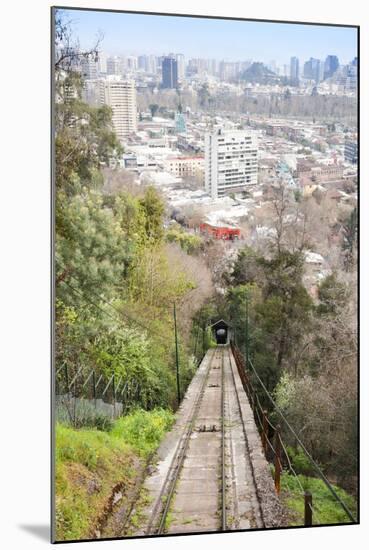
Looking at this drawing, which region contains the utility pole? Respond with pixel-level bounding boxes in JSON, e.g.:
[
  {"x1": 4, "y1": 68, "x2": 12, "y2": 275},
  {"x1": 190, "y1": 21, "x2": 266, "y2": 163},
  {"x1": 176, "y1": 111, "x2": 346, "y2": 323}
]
[{"x1": 173, "y1": 303, "x2": 181, "y2": 407}]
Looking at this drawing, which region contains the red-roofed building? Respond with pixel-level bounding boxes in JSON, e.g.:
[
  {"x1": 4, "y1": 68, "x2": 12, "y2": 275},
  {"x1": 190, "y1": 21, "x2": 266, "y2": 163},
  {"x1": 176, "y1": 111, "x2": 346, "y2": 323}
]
[{"x1": 200, "y1": 223, "x2": 241, "y2": 240}]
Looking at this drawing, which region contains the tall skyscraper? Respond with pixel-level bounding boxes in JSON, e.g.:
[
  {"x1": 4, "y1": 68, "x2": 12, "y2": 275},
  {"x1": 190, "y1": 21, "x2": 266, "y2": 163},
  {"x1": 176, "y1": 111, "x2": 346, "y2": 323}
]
[
  {"x1": 126, "y1": 56, "x2": 138, "y2": 71},
  {"x1": 99, "y1": 77, "x2": 137, "y2": 141},
  {"x1": 303, "y1": 58, "x2": 322, "y2": 83},
  {"x1": 175, "y1": 54, "x2": 186, "y2": 80},
  {"x1": 98, "y1": 52, "x2": 107, "y2": 75},
  {"x1": 138, "y1": 55, "x2": 148, "y2": 71},
  {"x1": 147, "y1": 55, "x2": 157, "y2": 75},
  {"x1": 107, "y1": 56, "x2": 122, "y2": 76},
  {"x1": 162, "y1": 57, "x2": 178, "y2": 88},
  {"x1": 324, "y1": 55, "x2": 339, "y2": 80},
  {"x1": 290, "y1": 56, "x2": 300, "y2": 85},
  {"x1": 205, "y1": 128, "x2": 258, "y2": 199}
]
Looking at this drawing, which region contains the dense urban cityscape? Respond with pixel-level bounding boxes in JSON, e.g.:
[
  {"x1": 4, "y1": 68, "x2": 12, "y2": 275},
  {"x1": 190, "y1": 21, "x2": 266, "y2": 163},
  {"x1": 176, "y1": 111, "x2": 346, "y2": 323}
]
[{"x1": 57, "y1": 44, "x2": 357, "y2": 297}]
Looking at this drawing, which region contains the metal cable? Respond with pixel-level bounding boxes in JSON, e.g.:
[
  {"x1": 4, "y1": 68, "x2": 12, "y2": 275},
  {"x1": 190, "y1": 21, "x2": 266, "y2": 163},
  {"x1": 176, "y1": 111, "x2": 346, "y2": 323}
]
[
  {"x1": 243, "y1": 354, "x2": 356, "y2": 523},
  {"x1": 278, "y1": 437, "x2": 305, "y2": 494},
  {"x1": 254, "y1": 404, "x2": 263, "y2": 429},
  {"x1": 265, "y1": 434, "x2": 277, "y2": 456},
  {"x1": 231, "y1": 343, "x2": 355, "y2": 522}
]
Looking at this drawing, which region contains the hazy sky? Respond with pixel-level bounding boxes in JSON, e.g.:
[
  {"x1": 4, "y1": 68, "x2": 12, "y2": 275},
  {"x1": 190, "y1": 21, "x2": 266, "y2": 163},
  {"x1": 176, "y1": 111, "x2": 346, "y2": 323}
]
[{"x1": 58, "y1": 8, "x2": 358, "y2": 66}]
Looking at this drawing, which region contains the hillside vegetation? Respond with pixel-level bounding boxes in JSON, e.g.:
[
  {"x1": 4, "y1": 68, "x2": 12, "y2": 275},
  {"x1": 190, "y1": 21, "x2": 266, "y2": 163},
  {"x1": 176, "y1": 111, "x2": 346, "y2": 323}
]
[
  {"x1": 54, "y1": 16, "x2": 214, "y2": 540},
  {"x1": 55, "y1": 409, "x2": 174, "y2": 541}
]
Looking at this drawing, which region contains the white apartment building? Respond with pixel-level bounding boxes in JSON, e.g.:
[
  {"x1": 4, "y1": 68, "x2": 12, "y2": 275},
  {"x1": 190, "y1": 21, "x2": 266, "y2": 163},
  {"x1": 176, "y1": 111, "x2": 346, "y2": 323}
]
[
  {"x1": 176, "y1": 54, "x2": 186, "y2": 80},
  {"x1": 205, "y1": 128, "x2": 258, "y2": 199},
  {"x1": 99, "y1": 78, "x2": 137, "y2": 141}
]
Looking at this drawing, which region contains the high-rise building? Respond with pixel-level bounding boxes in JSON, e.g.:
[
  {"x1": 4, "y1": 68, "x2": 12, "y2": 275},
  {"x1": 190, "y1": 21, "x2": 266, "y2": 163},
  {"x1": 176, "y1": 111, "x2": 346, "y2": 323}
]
[
  {"x1": 99, "y1": 77, "x2": 137, "y2": 141},
  {"x1": 82, "y1": 79, "x2": 100, "y2": 106},
  {"x1": 344, "y1": 140, "x2": 358, "y2": 164},
  {"x1": 205, "y1": 128, "x2": 258, "y2": 199},
  {"x1": 318, "y1": 60, "x2": 325, "y2": 82},
  {"x1": 219, "y1": 61, "x2": 238, "y2": 81},
  {"x1": 98, "y1": 52, "x2": 107, "y2": 75},
  {"x1": 324, "y1": 55, "x2": 339, "y2": 80},
  {"x1": 290, "y1": 56, "x2": 300, "y2": 85},
  {"x1": 81, "y1": 57, "x2": 98, "y2": 80},
  {"x1": 126, "y1": 56, "x2": 138, "y2": 72},
  {"x1": 147, "y1": 55, "x2": 158, "y2": 75},
  {"x1": 162, "y1": 57, "x2": 178, "y2": 88},
  {"x1": 107, "y1": 56, "x2": 122, "y2": 76},
  {"x1": 138, "y1": 55, "x2": 148, "y2": 71},
  {"x1": 303, "y1": 58, "x2": 322, "y2": 83},
  {"x1": 176, "y1": 54, "x2": 186, "y2": 80},
  {"x1": 175, "y1": 112, "x2": 186, "y2": 134}
]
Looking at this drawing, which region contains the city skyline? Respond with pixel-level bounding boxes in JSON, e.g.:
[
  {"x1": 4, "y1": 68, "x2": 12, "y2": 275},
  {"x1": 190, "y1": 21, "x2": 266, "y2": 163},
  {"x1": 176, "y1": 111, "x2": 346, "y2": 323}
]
[{"x1": 59, "y1": 8, "x2": 358, "y2": 66}]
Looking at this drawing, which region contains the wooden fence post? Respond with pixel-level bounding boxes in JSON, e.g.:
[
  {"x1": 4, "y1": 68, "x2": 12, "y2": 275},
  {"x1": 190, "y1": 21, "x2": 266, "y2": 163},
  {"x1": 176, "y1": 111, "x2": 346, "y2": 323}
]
[{"x1": 304, "y1": 491, "x2": 313, "y2": 526}]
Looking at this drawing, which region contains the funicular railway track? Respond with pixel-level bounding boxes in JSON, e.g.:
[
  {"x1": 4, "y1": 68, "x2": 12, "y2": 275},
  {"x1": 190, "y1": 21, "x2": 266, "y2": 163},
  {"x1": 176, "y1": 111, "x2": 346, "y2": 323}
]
[{"x1": 143, "y1": 345, "x2": 263, "y2": 536}]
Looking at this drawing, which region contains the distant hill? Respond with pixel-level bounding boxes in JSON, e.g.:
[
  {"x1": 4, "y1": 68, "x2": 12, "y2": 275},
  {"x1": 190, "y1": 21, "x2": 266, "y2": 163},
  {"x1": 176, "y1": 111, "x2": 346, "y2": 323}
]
[{"x1": 241, "y1": 62, "x2": 279, "y2": 84}]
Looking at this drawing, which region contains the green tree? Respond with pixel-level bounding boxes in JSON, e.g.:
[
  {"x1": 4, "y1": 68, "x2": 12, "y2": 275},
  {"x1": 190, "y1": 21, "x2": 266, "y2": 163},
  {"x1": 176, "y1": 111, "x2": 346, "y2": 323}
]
[
  {"x1": 317, "y1": 274, "x2": 348, "y2": 315},
  {"x1": 139, "y1": 186, "x2": 165, "y2": 243},
  {"x1": 56, "y1": 190, "x2": 128, "y2": 307},
  {"x1": 341, "y1": 207, "x2": 357, "y2": 270}
]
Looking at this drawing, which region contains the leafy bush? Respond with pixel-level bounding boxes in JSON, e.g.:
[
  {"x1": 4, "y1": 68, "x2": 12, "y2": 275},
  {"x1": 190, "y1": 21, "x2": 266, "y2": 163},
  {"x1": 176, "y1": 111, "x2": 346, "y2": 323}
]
[
  {"x1": 166, "y1": 228, "x2": 202, "y2": 254},
  {"x1": 281, "y1": 473, "x2": 357, "y2": 526},
  {"x1": 285, "y1": 445, "x2": 313, "y2": 476},
  {"x1": 111, "y1": 408, "x2": 175, "y2": 457}
]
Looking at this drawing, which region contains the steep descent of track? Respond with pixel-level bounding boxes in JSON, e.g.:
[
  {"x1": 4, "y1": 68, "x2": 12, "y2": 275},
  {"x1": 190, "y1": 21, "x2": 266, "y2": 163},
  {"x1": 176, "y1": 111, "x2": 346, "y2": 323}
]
[{"x1": 132, "y1": 345, "x2": 279, "y2": 536}]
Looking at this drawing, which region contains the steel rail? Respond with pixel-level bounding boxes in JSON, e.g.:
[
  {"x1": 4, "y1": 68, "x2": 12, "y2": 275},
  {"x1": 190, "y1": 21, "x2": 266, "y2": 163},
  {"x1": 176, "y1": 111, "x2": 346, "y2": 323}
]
[
  {"x1": 226, "y1": 346, "x2": 265, "y2": 528},
  {"x1": 221, "y1": 348, "x2": 227, "y2": 531},
  {"x1": 147, "y1": 348, "x2": 218, "y2": 535}
]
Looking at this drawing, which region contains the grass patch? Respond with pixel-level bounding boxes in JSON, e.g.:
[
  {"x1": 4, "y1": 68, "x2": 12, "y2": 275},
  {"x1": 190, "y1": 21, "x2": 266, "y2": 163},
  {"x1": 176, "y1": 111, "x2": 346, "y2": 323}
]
[
  {"x1": 55, "y1": 408, "x2": 175, "y2": 541},
  {"x1": 111, "y1": 408, "x2": 175, "y2": 457},
  {"x1": 55, "y1": 423, "x2": 136, "y2": 541},
  {"x1": 281, "y1": 473, "x2": 357, "y2": 526}
]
